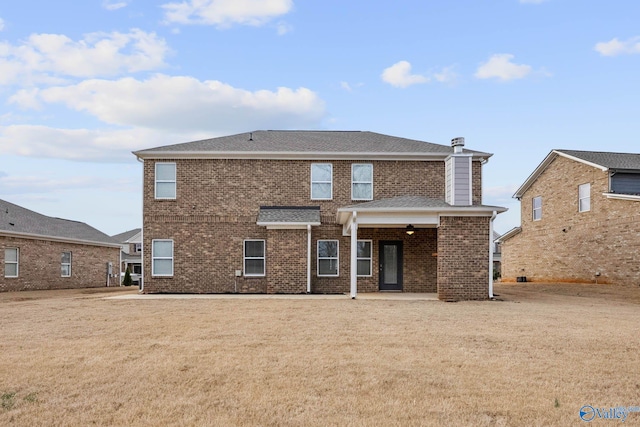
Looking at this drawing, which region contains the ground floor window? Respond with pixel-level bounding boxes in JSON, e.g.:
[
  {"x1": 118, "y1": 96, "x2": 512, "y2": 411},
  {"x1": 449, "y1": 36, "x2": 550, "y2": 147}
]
[
  {"x1": 244, "y1": 240, "x2": 265, "y2": 276},
  {"x1": 152, "y1": 240, "x2": 174, "y2": 276},
  {"x1": 357, "y1": 240, "x2": 372, "y2": 277},
  {"x1": 5, "y1": 248, "x2": 18, "y2": 278},
  {"x1": 318, "y1": 240, "x2": 339, "y2": 277},
  {"x1": 61, "y1": 251, "x2": 72, "y2": 277},
  {"x1": 132, "y1": 264, "x2": 142, "y2": 275}
]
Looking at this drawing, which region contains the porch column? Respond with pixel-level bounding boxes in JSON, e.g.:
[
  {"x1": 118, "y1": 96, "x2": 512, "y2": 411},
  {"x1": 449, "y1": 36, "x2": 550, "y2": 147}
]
[
  {"x1": 350, "y1": 212, "x2": 358, "y2": 299},
  {"x1": 307, "y1": 224, "x2": 312, "y2": 293}
]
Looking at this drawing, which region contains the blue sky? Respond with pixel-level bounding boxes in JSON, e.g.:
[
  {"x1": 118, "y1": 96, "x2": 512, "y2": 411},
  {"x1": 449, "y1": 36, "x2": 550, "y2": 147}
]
[{"x1": 1, "y1": 0, "x2": 639, "y2": 235}]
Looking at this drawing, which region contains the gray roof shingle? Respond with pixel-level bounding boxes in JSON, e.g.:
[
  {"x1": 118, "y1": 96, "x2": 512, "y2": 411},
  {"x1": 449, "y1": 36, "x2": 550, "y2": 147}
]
[
  {"x1": 134, "y1": 130, "x2": 491, "y2": 158},
  {"x1": 112, "y1": 228, "x2": 141, "y2": 243},
  {"x1": 0, "y1": 198, "x2": 118, "y2": 245},
  {"x1": 557, "y1": 149, "x2": 640, "y2": 171},
  {"x1": 257, "y1": 206, "x2": 321, "y2": 224},
  {"x1": 339, "y1": 196, "x2": 506, "y2": 211}
]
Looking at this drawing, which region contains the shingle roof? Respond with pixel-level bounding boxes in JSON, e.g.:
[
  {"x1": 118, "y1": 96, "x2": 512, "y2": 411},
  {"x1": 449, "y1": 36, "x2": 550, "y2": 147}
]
[
  {"x1": 134, "y1": 130, "x2": 492, "y2": 159},
  {"x1": 340, "y1": 196, "x2": 453, "y2": 210},
  {"x1": 0, "y1": 198, "x2": 118, "y2": 246},
  {"x1": 556, "y1": 150, "x2": 640, "y2": 171},
  {"x1": 112, "y1": 228, "x2": 141, "y2": 243},
  {"x1": 257, "y1": 206, "x2": 321, "y2": 224}
]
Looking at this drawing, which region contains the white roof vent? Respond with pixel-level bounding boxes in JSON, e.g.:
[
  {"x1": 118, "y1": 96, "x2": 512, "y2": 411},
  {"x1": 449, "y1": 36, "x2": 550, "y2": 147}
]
[{"x1": 451, "y1": 137, "x2": 465, "y2": 154}]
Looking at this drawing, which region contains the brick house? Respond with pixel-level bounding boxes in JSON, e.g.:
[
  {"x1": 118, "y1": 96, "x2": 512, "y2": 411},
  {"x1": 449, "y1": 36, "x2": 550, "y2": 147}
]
[
  {"x1": 499, "y1": 149, "x2": 640, "y2": 284},
  {"x1": 112, "y1": 228, "x2": 142, "y2": 285},
  {"x1": 134, "y1": 131, "x2": 506, "y2": 301},
  {"x1": 1, "y1": 198, "x2": 121, "y2": 292}
]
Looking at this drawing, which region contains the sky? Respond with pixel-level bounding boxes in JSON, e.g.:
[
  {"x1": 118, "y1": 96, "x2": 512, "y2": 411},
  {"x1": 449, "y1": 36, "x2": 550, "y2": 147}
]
[{"x1": 0, "y1": 0, "x2": 639, "y2": 236}]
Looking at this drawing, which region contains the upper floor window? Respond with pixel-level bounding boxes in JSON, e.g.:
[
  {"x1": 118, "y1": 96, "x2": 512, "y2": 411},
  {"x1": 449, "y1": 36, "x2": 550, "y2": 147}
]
[
  {"x1": 317, "y1": 240, "x2": 339, "y2": 277},
  {"x1": 134, "y1": 243, "x2": 142, "y2": 253},
  {"x1": 61, "y1": 252, "x2": 72, "y2": 277},
  {"x1": 244, "y1": 240, "x2": 266, "y2": 277},
  {"x1": 579, "y1": 183, "x2": 591, "y2": 212},
  {"x1": 155, "y1": 163, "x2": 176, "y2": 199},
  {"x1": 352, "y1": 164, "x2": 373, "y2": 200},
  {"x1": 4, "y1": 248, "x2": 18, "y2": 278},
  {"x1": 311, "y1": 163, "x2": 332, "y2": 200},
  {"x1": 152, "y1": 239, "x2": 174, "y2": 276},
  {"x1": 532, "y1": 196, "x2": 542, "y2": 221}
]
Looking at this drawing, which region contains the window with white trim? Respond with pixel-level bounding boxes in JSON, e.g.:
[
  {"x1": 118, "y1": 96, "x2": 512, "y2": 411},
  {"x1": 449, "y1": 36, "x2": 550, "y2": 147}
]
[
  {"x1": 311, "y1": 163, "x2": 332, "y2": 200},
  {"x1": 134, "y1": 243, "x2": 142, "y2": 253},
  {"x1": 152, "y1": 239, "x2": 174, "y2": 276},
  {"x1": 155, "y1": 162, "x2": 176, "y2": 199},
  {"x1": 4, "y1": 248, "x2": 18, "y2": 278},
  {"x1": 579, "y1": 183, "x2": 591, "y2": 212},
  {"x1": 352, "y1": 164, "x2": 373, "y2": 200},
  {"x1": 317, "y1": 240, "x2": 339, "y2": 277},
  {"x1": 61, "y1": 252, "x2": 72, "y2": 277},
  {"x1": 532, "y1": 196, "x2": 542, "y2": 221},
  {"x1": 244, "y1": 240, "x2": 265, "y2": 277},
  {"x1": 357, "y1": 240, "x2": 372, "y2": 277}
]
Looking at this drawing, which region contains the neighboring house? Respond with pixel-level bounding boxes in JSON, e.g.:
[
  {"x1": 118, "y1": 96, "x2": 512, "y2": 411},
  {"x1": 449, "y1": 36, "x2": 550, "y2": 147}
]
[
  {"x1": 499, "y1": 149, "x2": 640, "y2": 284},
  {"x1": 112, "y1": 228, "x2": 142, "y2": 285},
  {"x1": 1, "y1": 198, "x2": 121, "y2": 292},
  {"x1": 133, "y1": 131, "x2": 507, "y2": 301},
  {"x1": 492, "y1": 231, "x2": 502, "y2": 278}
]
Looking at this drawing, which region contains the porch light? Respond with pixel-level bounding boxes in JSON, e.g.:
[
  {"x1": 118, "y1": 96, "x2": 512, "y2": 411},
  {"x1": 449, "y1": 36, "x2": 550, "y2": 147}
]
[{"x1": 405, "y1": 224, "x2": 415, "y2": 235}]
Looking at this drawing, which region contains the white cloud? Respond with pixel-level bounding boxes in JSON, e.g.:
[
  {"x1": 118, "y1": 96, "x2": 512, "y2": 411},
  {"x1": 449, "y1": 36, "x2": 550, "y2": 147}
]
[
  {"x1": 0, "y1": 17, "x2": 5, "y2": 31},
  {"x1": 594, "y1": 37, "x2": 640, "y2": 56},
  {"x1": 102, "y1": 0, "x2": 129, "y2": 10},
  {"x1": 475, "y1": 54, "x2": 532, "y2": 81},
  {"x1": 276, "y1": 21, "x2": 293, "y2": 35},
  {"x1": 433, "y1": 66, "x2": 457, "y2": 84},
  {"x1": 0, "y1": 29, "x2": 169, "y2": 85},
  {"x1": 12, "y1": 74, "x2": 326, "y2": 133},
  {"x1": 381, "y1": 61, "x2": 428, "y2": 88},
  {"x1": 162, "y1": 0, "x2": 293, "y2": 27}
]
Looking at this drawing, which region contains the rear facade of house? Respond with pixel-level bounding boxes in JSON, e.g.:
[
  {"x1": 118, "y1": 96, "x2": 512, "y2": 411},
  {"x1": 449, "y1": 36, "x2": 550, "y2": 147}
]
[
  {"x1": 135, "y1": 131, "x2": 506, "y2": 301},
  {"x1": 1, "y1": 199, "x2": 121, "y2": 292},
  {"x1": 500, "y1": 150, "x2": 640, "y2": 285}
]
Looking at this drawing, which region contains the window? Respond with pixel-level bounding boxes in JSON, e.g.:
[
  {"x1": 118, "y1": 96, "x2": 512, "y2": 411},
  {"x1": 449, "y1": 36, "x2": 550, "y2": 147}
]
[
  {"x1": 152, "y1": 240, "x2": 174, "y2": 276},
  {"x1": 244, "y1": 240, "x2": 265, "y2": 277},
  {"x1": 352, "y1": 164, "x2": 373, "y2": 200},
  {"x1": 579, "y1": 183, "x2": 591, "y2": 212},
  {"x1": 318, "y1": 240, "x2": 339, "y2": 277},
  {"x1": 357, "y1": 240, "x2": 372, "y2": 277},
  {"x1": 532, "y1": 196, "x2": 542, "y2": 221},
  {"x1": 311, "y1": 163, "x2": 332, "y2": 200},
  {"x1": 134, "y1": 243, "x2": 142, "y2": 253},
  {"x1": 61, "y1": 252, "x2": 72, "y2": 277},
  {"x1": 4, "y1": 248, "x2": 18, "y2": 278},
  {"x1": 132, "y1": 265, "x2": 142, "y2": 275},
  {"x1": 155, "y1": 162, "x2": 176, "y2": 199}
]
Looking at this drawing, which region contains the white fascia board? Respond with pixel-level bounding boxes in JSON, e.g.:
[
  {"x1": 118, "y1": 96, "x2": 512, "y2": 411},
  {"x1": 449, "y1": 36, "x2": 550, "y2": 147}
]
[
  {"x1": 125, "y1": 231, "x2": 142, "y2": 243},
  {"x1": 556, "y1": 151, "x2": 609, "y2": 172},
  {"x1": 495, "y1": 227, "x2": 522, "y2": 243},
  {"x1": 603, "y1": 193, "x2": 640, "y2": 201},
  {"x1": 257, "y1": 222, "x2": 321, "y2": 230},
  {"x1": 336, "y1": 206, "x2": 507, "y2": 225},
  {"x1": 0, "y1": 230, "x2": 122, "y2": 248},
  {"x1": 134, "y1": 151, "x2": 492, "y2": 162}
]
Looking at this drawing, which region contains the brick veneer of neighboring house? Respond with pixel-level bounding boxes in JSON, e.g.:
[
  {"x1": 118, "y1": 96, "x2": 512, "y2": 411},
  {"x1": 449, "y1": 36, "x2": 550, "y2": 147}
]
[
  {"x1": 499, "y1": 150, "x2": 640, "y2": 285},
  {"x1": 1, "y1": 199, "x2": 121, "y2": 292},
  {"x1": 135, "y1": 131, "x2": 506, "y2": 301}
]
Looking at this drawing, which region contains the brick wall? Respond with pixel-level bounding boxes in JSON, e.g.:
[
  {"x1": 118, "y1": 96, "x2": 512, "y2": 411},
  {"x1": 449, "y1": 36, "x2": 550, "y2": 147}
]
[
  {"x1": 142, "y1": 157, "x2": 487, "y2": 295},
  {"x1": 437, "y1": 216, "x2": 491, "y2": 301},
  {"x1": 0, "y1": 236, "x2": 120, "y2": 292},
  {"x1": 501, "y1": 155, "x2": 640, "y2": 285}
]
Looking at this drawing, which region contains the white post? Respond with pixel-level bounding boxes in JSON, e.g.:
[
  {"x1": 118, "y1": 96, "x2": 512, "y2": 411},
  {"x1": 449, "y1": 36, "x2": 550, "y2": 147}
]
[
  {"x1": 350, "y1": 212, "x2": 358, "y2": 299},
  {"x1": 307, "y1": 224, "x2": 312, "y2": 293}
]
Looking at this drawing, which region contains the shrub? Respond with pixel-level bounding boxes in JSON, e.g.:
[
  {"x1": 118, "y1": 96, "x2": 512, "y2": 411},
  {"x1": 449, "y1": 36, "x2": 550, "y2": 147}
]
[{"x1": 123, "y1": 267, "x2": 133, "y2": 287}]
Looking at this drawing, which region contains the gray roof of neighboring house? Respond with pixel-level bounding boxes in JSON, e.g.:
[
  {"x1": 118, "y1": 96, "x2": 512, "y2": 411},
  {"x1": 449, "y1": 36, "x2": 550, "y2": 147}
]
[
  {"x1": 112, "y1": 228, "x2": 141, "y2": 243},
  {"x1": 0, "y1": 198, "x2": 118, "y2": 246},
  {"x1": 339, "y1": 195, "x2": 506, "y2": 211},
  {"x1": 556, "y1": 150, "x2": 640, "y2": 171},
  {"x1": 134, "y1": 130, "x2": 492, "y2": 160},
  {"x1": 514, "y1": 149, "x2": 640, "y2": 198},
  {"x1": 257, "y1": 206, "x2": 321, "y2": 224}
]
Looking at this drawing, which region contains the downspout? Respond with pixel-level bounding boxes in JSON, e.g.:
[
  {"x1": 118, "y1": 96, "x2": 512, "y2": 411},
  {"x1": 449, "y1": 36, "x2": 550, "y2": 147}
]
[
  {"x1": 137, "y1": 156, "x2": 145, "y2": 293},
  {"x1": 489, "y1": 210, "x2": 497, "y2": 299},
  {"x1": 350, "y1": 212, "x2": 358, "y2": 299},
  {"x1": 307, "y1": 224, "x2": 312, "y2": 293}
]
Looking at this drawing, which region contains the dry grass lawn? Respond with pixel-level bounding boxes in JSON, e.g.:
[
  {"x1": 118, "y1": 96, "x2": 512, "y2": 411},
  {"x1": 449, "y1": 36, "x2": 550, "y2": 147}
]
[{"x1": 1, "y1": 282, "x2": 639, "y2": 426}]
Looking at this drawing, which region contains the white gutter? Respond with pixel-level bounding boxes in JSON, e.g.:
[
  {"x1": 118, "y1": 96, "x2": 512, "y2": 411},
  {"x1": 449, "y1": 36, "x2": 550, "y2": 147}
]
[
  {"x1": 489, "y1": 210, "x2": 497, "y2": 299},
  {"x1": 307, "y1": 224, "x2": 312, "y2": 294},
  {"x1": 603, "y1": 193, "x2": 640, "y2": 201},
  {"x1": 0, "y1": 230, "x2": 121, "y2": 248}
]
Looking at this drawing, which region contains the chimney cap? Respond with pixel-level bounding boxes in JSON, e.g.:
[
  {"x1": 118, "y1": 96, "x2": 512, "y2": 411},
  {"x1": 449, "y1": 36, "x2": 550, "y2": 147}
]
[{"x1": 451, "y1": 137, "x2": 465, "y2": 147}]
